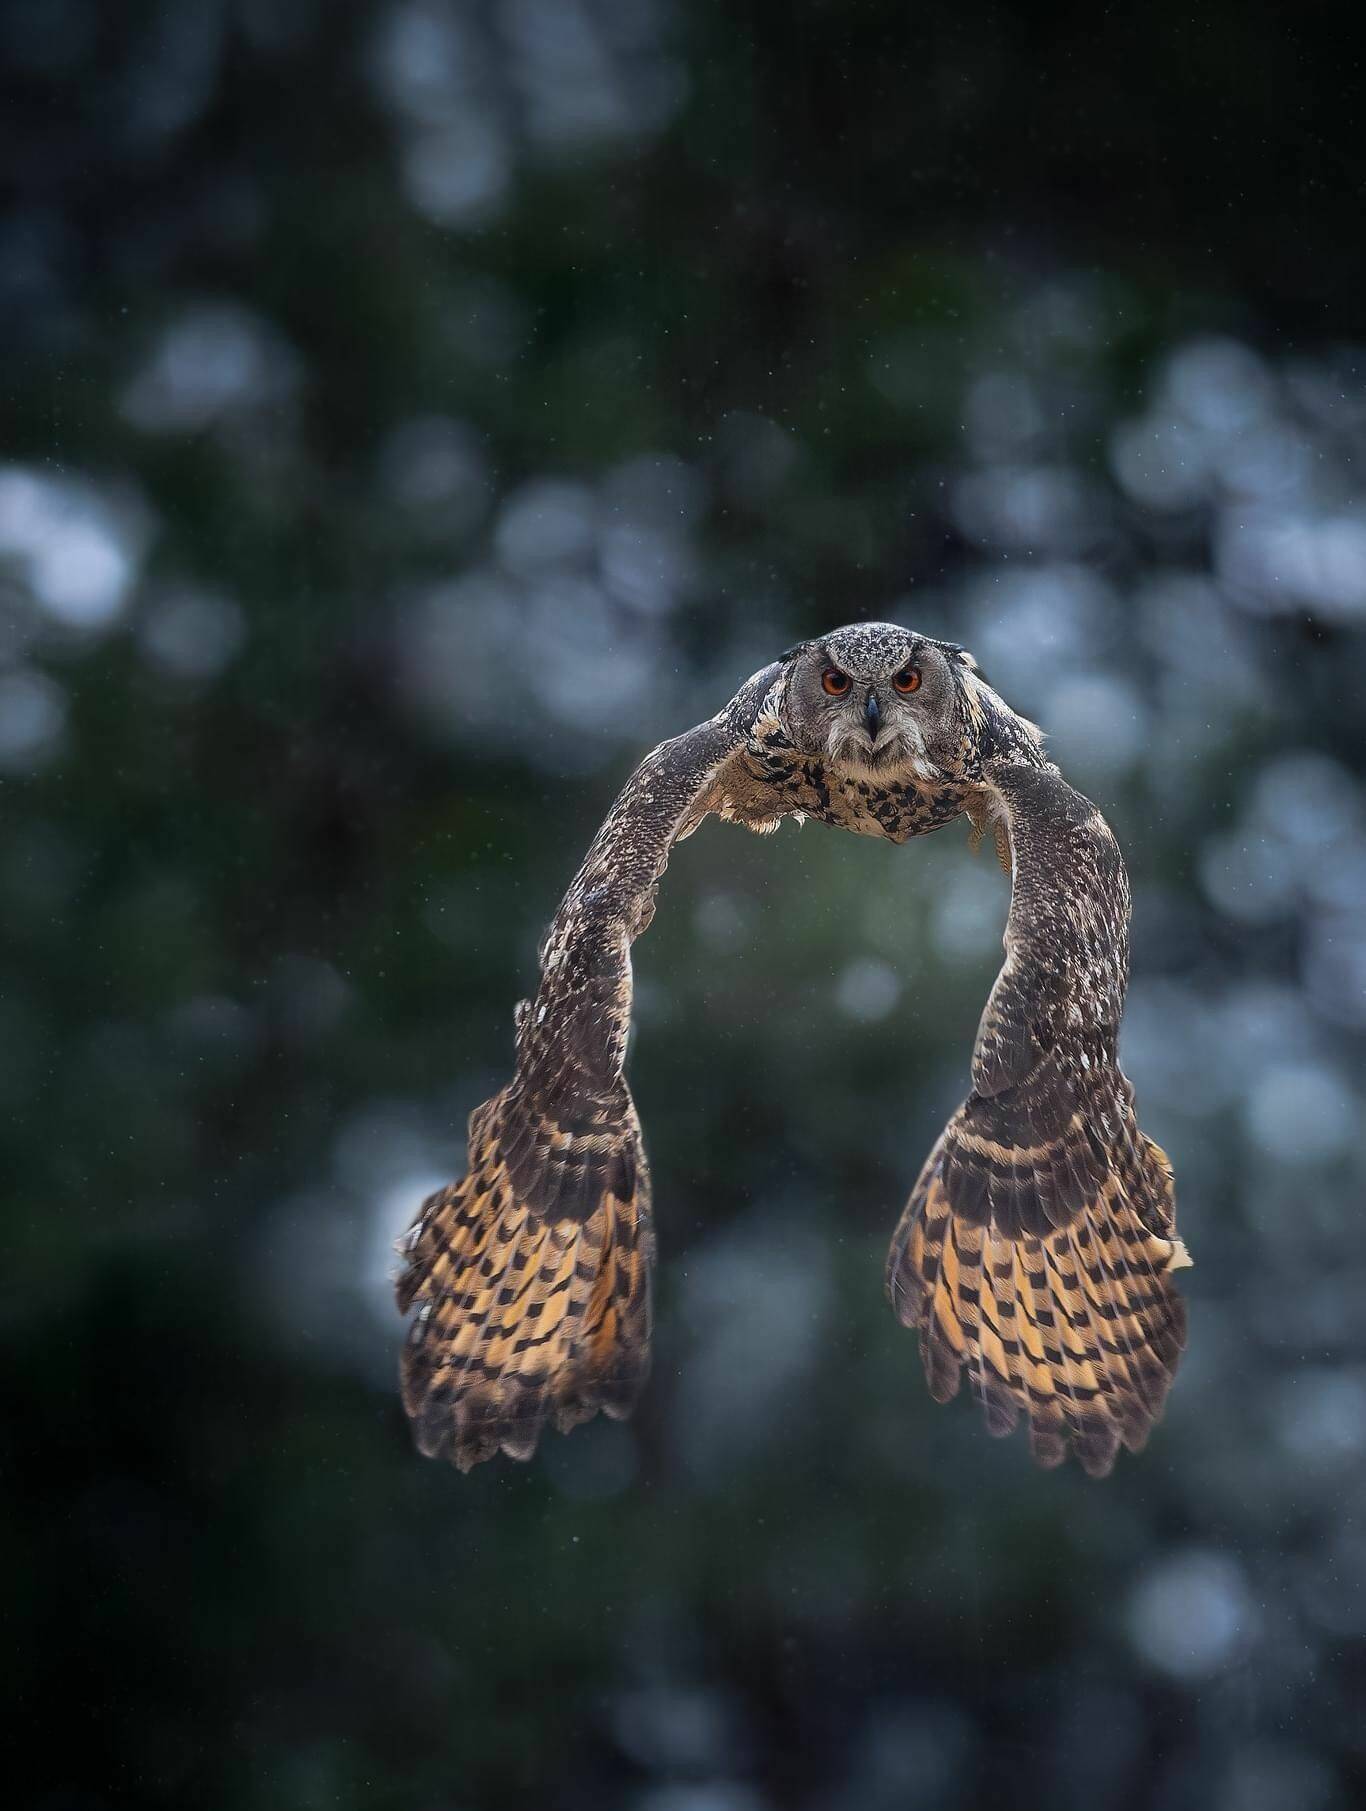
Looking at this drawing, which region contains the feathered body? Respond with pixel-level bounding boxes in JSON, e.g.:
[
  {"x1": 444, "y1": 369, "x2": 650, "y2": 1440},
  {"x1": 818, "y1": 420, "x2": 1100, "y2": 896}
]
[{"x1": 398, "y1": 624, "x2": 1190, "y2": 1476}]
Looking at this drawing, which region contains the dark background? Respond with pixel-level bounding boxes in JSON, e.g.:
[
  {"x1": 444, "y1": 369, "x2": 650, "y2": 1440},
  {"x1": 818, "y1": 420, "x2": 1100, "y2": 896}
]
[{"x1": 5, "y1": 3, "x2": 1366, "y2": 1808}]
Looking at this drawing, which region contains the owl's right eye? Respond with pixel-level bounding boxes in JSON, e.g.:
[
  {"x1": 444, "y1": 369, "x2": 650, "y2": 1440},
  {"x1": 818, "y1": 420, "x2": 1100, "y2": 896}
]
[{"x1": 821, "y1": 667, "x2": 852, "y2": 696}]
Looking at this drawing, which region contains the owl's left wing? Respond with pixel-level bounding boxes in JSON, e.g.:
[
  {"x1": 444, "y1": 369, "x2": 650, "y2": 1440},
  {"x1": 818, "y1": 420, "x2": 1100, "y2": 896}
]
[
  {"x1": 887, "y1": 762, "x2": 1191, "y2": 1476},
  {"x1": 397, "y1": 664, "x2": 781, "y2": 1470}
]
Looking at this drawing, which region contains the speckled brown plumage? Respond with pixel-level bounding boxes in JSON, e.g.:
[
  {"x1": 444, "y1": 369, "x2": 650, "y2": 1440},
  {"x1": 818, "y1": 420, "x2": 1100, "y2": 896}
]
[
  {"x1": 884, "y1": 764, "x2": 1189, "y2": 1475},
  {"x1": 396, "y1": 624, "x2": 1191, "y2": 1475}
]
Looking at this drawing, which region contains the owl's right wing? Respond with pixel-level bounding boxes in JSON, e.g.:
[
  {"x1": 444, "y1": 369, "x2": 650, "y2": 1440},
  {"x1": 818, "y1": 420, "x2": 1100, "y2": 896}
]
[
  {"x1": 396, "y1": 663, "x2": 782, "y2": 1470},
  {"x1": 887, "y1": 762, "x2": 1191, "y2": 1476}
]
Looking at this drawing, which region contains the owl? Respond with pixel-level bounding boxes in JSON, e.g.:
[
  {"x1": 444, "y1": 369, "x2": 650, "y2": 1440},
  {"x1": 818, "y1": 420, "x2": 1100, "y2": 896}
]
[{"x1": 397, "y1": 623, "x2": 1191, "y2": 1477}]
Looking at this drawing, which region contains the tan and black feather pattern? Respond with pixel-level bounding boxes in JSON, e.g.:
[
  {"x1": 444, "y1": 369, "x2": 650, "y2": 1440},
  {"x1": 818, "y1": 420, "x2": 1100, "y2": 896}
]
[
  {"x1": 887, "y1": 762, "x2": 1191, "y2": 1476},
  {"x1": 397, "y1": 1084, "x2": 653, "y2": 1470},
  {"x1": 396, "y1": 663, "x2": 783, "y2": 1469}
]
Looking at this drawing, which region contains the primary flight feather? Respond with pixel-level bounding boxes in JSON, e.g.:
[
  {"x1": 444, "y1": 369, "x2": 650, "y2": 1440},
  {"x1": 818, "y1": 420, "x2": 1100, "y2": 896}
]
[{"x1": 396, "y1": 623, "x2": 1191, "y2": 1476}]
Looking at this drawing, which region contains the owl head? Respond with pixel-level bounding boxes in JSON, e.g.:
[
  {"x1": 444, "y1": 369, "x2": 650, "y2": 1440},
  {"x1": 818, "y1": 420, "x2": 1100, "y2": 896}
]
[{"x1": 781, "y1": 622, "x2": 981, "y2": 780}]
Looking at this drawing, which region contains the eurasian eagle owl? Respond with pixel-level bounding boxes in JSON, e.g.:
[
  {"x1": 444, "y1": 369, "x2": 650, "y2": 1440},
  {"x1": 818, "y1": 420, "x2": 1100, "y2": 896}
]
[{"x1": 396, "y1": 623, "x2": 1191, "y2": 1477}]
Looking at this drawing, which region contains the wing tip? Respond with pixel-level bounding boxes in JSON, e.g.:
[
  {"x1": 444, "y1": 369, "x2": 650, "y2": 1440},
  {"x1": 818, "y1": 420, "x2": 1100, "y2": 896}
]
[
  {"x1": 396, "y1": 1103, "x2": 654, "y2": 1474},
  {"x1": 888, "y1": 1126, "x2": 1188, "y2": 1481}
]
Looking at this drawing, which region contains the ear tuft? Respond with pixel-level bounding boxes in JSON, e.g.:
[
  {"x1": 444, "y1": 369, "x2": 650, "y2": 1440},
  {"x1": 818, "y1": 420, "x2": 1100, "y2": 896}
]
[{"x1": 942, "y1": 640, "x2": 977, "y2": 670}]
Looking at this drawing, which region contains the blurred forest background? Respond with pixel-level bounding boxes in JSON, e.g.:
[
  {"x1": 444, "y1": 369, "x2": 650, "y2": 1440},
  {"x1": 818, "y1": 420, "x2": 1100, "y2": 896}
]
[{"x1": 5, "y1": 2, "x2": 1366, "y2": 1808}]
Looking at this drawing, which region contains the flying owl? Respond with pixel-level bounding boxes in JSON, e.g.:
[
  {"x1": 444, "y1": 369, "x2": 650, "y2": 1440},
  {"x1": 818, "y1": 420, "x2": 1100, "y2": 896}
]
[{"x1": 396, "y1": 623, "x2": 1191, "y2": 1478}]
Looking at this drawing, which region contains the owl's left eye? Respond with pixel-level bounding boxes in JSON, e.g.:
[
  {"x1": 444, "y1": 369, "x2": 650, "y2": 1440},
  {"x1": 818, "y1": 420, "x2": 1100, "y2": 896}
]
[
  {"x1": 893, "y1": 666, "x2": 922, "y2": 694},
  {"x1": 821, "y1": 667, "x2": 852, "y2": 696}
]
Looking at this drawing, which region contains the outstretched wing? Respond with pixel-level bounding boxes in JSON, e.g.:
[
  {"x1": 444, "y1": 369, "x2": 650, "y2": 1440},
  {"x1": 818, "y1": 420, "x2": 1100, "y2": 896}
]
[
  {"x1": 887, "y1": 762, "x2": 1190, "y2": 1476},
  {"x1": 397, "y1": 666, "x2": 781, "y2": 1470}
]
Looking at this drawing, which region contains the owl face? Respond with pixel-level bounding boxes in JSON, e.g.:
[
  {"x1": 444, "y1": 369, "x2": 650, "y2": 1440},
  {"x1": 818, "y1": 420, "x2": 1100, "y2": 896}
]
[{"x1": 783, "y1": 622, "x2": 966, "y2": 780}]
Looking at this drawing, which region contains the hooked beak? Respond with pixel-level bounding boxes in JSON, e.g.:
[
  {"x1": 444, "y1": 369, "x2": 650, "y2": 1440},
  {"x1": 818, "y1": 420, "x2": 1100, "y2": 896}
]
[{"x1": 864, "y1": 690, "x2": 880, "y2": 741}]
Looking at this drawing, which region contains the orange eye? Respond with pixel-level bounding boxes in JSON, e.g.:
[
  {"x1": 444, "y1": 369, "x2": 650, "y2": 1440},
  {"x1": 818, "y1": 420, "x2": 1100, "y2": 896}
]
[
  {"x1": 821, "y1": 667, "x2": 852, "y2": 696},
  {"x1": 893, "y1": 666, "x2": 922, "y2": 694}
]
